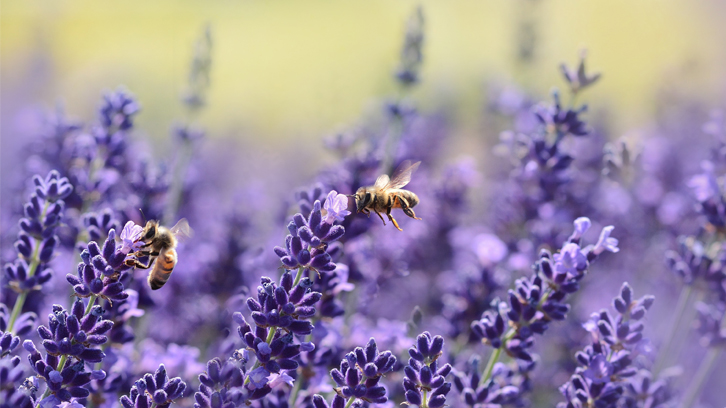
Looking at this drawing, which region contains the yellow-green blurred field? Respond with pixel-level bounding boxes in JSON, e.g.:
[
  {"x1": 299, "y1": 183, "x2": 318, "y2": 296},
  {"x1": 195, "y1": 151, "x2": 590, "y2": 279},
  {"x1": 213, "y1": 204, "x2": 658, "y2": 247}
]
[{"x1": 2, "y1": 0, "x2": 726, "y2": 143}]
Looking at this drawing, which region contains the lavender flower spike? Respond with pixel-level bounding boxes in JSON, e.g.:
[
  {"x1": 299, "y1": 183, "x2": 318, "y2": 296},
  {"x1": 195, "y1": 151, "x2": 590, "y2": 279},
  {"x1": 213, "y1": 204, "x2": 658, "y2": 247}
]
[{"x1": 323, "y1": 190, "x2": 351, "y2": 224}]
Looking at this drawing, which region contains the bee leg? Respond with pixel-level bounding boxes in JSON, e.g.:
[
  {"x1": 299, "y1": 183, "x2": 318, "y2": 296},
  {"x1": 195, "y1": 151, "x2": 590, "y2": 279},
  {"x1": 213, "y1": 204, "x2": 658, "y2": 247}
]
[
  {"x1": 387, "y1": 214, "x2": 403, "y2": 231},
  {"x1": 399, "y1": 197, "x2": 422, "y2": 220},
  {"x1": 362, "y1": 208, "x2": 371, "y2": 218},
  {"x1": 134, "y1": 250, "x2": 159, "y2": 258},
  {"x1": 127, "y1": 259, "x2": 153, "y2": 269},
  {"x1": 374, "y1": 211, "x2": 387, "y2": 226}
]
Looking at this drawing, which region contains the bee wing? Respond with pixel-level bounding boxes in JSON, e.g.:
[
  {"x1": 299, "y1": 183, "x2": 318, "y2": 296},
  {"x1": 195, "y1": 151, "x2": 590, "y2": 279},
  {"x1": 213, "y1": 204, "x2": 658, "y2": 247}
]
[
  {"x1": 170, "y1": 218, "x2": 194, "y2": 242},
  {"x1": 374, "y1": 174, "x2": 390, "y2": 190},
  {"x1": 387, "y1": 160, "x2": 421, "y2": 189}
]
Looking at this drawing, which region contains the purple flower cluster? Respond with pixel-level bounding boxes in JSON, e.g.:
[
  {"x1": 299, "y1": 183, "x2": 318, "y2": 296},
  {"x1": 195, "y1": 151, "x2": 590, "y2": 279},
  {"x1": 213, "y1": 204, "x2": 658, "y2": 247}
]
[
  {"x1": 327, "y1": 338, "x2": 396, "y2": 405},
  {"x1": 558, "y1": 283, "x2": 661, "y2": 408},
  {"x1": 4, "y1": 171, "x2": 71, "y2": 296},
  {"x1": 403, "y1": 332, "x2": 452, "y2": 408},
  {"x1": 66, "y1": 228, "x2": 138, "y2": 303},
  {"x1": 471, "y1": 218, "x2": 618, "y2": 364},
  {"x1": 120, "y1": 364, "x2": 186, "y2": 408},
  {"x1": 23, "y1": 300, "x2": 110, "y2": 405},
  {"x1": 274, "y1": 199, "x2": 345, "y2": 275}
]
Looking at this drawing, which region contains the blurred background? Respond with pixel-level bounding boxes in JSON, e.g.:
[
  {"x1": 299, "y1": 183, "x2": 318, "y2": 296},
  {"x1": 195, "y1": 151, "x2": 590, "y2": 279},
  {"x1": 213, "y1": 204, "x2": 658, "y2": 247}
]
[{"x1": 3, "y1": 0, "x2": 726, "y2": 150}]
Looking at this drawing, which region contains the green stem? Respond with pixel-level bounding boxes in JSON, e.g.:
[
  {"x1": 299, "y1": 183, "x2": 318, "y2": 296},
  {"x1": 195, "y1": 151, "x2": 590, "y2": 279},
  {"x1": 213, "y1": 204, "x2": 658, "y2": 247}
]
[
  {"x1": 7, "y1": 293, "x2": 28, "y2": 334},
  {"x1": 422, "y1": 389, "x2": 429, "y2": 408},
  {"x1": 679, "y1": 347, "x2": 721, "y2": 408},
  {"x1": 36, "y1": 354, "x2": 69, "y2": 407},
  {"x1": 163, "y1": 138, "x2": 194, "y2": 226},
  {"x1": 288, "y1": 370, "x2": 303, "y2": 405},
  {"x1": 85, "y1": 295, "x2": 98, "y2": 315},
  {"x1": 344, "y1": 397, "x2": 356, "y2": 408},
  {"x1": 8, "y1": 202, "x2": 50, "y2": 334},
  {"x1": 480, "y1": 345, "x2": 503, "y2": 386},
  {"x1": 380, "y1": 113, "x2": 404, "y2": 176},
  {"x1": 288, "y1": 326, "x2": 316, "y2": 406},
  {"x1": 292, "y1": 267, "x2": 304, "y2": 287},
  {"x1": 243, "y1": 326, "x2": 278, "y2": 385},
  {"x1": 653, "y1": 284, "x2": 693, "y2": 375}
]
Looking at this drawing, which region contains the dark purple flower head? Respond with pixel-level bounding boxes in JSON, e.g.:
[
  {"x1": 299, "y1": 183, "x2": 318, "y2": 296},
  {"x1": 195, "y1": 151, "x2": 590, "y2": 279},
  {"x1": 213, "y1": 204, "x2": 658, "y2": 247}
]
[
  {"x1": 560, "y1": 285, "x2": 655, "y2": 408},
  {"x1": 452, "y1": 356, "x2": 526, "y2": 407},
  {"x1": 0, "y1": 304, "x2": 36, "y2": 338},
  {"x1": 120, "y1": 364, "x2": 186, "y2": 408},
  {"x1": 23, "y1": 330, "x2": 106, "y2": 405},
  {"x1": 193, "y1": 350, "x2": 273, "y2": 408},
  {"x1": 560, "y1": 50, "x2": 601, "y2": 95},
  {"x1": 98, "y1": 88, "x2": 140, "y2": 133},
  {"x1": 329, "y1": 338, "x2": 395, "y2": 405},
  {"x1": 471, "y1": 219, "x2": 618, "y2": 370},
  {"x1": 233, "y1": 272, "x2": 321, "y2": 383},
  {"x1": 33, "y1": 300, "x2": 112, "y2": 362},
  {"x1": 274, "y1": 199, "x2": 345, "y2": 274},
  {"x1": 0, "y1": 356, "x2": 36, "y2": 408},
  {"x1": 66, "y1": 228, "x2": 135, "y2": 303},
  {"x1": 82, "y1": 209, "x2": 120, "y2": 243},
  {"x1": 665, "y1": 235, "x2": 726, "y2": 291},
  {"x1": 534, "y1": 91, "x2": 589, "y2": 138},
  {"x1": 403, "y1": 332, "x2": 452, "y2": 408},
  {"x1": 34, "y1": 170, "x2": 74, "y2": 203}
]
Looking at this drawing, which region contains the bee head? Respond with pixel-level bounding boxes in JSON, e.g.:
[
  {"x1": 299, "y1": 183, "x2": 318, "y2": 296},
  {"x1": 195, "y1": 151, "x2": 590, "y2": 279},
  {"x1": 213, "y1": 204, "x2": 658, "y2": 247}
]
[
  {"x1": 142, "y1": 221, "x2": 159, "y2": 241},
  {"x1": 353, "y1": 187, "x2": 372, "y2": 213}
]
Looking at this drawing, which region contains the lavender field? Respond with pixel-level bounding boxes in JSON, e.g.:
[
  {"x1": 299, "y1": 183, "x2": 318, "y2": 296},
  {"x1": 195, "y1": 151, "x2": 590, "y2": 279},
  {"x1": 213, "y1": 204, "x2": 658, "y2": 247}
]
[{"x1": 2, "y1": 2, "x2": 726, "y2": 408}]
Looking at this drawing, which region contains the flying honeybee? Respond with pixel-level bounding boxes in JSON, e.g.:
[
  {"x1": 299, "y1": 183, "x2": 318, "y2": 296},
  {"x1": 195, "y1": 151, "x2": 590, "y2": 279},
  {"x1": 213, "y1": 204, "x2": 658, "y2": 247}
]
[
  {"x1": 126, "y1": 219, "x2": 193, "y2": 290},
  {"x1": 351, "y1": 160, "x2": 422, "y2": 231}
]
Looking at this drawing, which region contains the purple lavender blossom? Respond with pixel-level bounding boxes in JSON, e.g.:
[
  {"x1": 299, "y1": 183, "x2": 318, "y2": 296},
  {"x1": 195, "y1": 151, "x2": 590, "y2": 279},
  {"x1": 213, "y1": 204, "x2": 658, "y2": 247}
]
[
  {"x1": 558, "y1": 283, "x2": 658, "y2": 408},
  {"x1": 274, "y1": 199, "x2": 345, "y2": 275},
  {"x1": 120, "y1": 364, "x2": 186, "y2": 408},
  {"x1": 22, "y1": 300, "x2": 110, "y2": 405},
  {"x1": 403, "y1": 332, "x2": 452, "y2": 408},
  {"x1": 329, "y1": 338, "x2": 396, "y2": 405},
  {"x1": 560, "y1": 50, "x2": 602, "y2": 95},
  {"x1": 322, "y1": 191, "x2": 351, "y2": 224},
  {"x1": 66, "y1": 229, "x2": 136, "y2": 303}
]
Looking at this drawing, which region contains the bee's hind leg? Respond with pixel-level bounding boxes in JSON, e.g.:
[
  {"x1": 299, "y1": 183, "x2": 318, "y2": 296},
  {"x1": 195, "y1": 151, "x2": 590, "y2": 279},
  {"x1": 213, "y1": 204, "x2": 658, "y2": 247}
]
[
  {"x1": 374, "y1": 211, "x2": 387, "y2": 226},
  {"x1": 126, "y1": 259, "x2": 152, "y2": 269},
  {"x1": 386, "y1": 201, "x2": 403, "y2": 231},
  {"x1": 399, "y1": 197, "x2": 422, "y2": 220}
]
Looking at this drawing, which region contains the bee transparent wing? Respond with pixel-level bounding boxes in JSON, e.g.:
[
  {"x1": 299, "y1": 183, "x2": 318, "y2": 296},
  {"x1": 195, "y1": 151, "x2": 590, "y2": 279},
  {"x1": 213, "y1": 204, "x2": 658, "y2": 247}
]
[
  {"x1": 387, "y1": 160, "x2": 421, "y2": 189},
  {"x1": 374, "y1": 174, "x2": 390, "y2": 190},
  {"x1": 170, "y1": 218, "x2": 194, "y2": 242}
]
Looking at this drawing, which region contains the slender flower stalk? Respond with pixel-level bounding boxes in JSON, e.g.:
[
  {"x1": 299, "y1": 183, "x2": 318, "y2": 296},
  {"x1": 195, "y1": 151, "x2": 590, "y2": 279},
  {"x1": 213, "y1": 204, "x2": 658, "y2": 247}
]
[
  {"x1": 5, "y1": 171, "x2": 73, "y2": 334},
  {"x1": 471, "y1": 218, "x2": 619, "y2": 388}
]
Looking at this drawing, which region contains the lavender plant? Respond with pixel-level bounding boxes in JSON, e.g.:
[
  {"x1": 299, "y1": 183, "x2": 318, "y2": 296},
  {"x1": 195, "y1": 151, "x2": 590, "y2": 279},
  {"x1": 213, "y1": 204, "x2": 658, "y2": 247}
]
[{"x1": 3, "y1": 6, "x2": 726, "y2": 408}]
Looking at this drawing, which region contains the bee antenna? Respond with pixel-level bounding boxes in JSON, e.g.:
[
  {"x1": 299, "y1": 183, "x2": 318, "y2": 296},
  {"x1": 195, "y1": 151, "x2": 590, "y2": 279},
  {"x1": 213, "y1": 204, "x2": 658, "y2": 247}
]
[
  {"x1": 139, "y1": 208, "x2": 146, "y2": 224},
  {"x1": 345, "y1": 194, "x2": 355, "y2": 198}
]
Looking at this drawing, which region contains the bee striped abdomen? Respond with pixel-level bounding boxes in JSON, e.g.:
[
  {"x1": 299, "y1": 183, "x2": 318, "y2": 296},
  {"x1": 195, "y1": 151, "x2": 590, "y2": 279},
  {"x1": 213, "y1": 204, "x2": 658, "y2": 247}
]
[{"x1": 148, "y1": 248, "x2": 177, "y2": 290}]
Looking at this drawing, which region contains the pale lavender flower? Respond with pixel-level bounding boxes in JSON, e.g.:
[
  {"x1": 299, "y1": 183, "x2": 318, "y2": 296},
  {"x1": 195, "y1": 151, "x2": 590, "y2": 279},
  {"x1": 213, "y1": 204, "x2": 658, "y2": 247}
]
[
  {"x1": 248, "y1": 366, "x2": 270, "y2": 390},
  {"x1": 119, "y1": 221, "x2": 143, "y2": 254},
  {"x1": 570, "y1": 217, "x2": 592, "y2": 240},
  {"x1": 687, "y1": 161, "x2": 719, "y2": 202},
  {"x1": 268, "y1": 371, "x2": 294, "y2": 388},
  {"x1": 592, "y1": 226, "x2": 619, "y2": 255},
  {"x1": 553, "y1": 242, "x2": 588, "y2": 275},
  {"x1": 323, "y1": 190, "x2": 351, "y2": 224}
]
